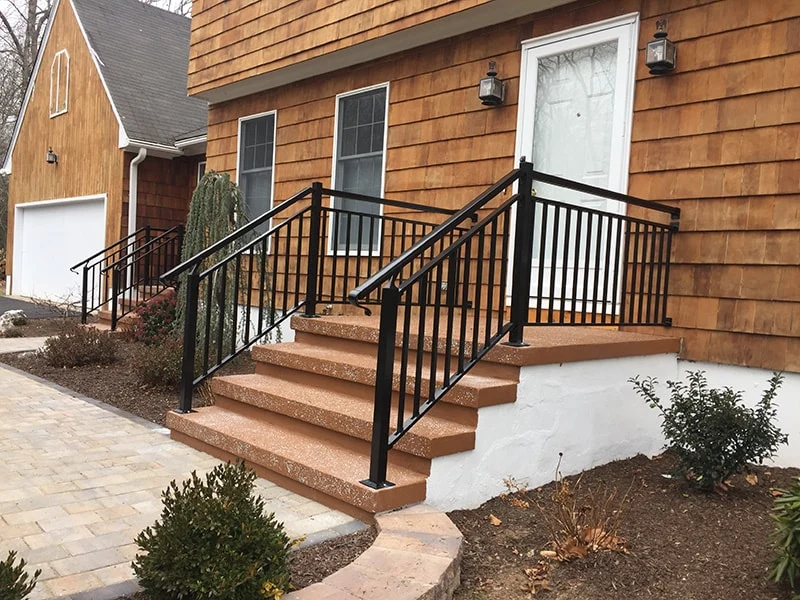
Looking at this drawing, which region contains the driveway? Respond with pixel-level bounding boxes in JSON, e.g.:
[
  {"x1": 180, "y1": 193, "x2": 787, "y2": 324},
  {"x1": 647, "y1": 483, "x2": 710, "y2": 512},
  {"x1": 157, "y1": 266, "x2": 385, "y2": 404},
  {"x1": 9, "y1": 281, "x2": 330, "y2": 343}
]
[{"x1": 0, "y1": 295, "x2": 64, "y2": 319}]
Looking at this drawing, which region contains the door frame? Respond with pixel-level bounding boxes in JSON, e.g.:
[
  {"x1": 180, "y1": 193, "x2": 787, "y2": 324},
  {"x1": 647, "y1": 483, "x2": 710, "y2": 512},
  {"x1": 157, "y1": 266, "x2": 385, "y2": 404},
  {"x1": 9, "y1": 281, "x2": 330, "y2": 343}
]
[
  {"x1": 509, "y1": 12, "x2": 640, "y2": 308},
  {"x1": 12, "y1": 193, "x2": 108, "y2": 298}
]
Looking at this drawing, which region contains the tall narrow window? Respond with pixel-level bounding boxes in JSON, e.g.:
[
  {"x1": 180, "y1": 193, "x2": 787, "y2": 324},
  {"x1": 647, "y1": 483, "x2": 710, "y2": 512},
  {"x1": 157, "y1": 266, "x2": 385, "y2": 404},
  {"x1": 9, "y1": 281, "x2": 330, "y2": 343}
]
[
  {"x1": 333, "y1": 85, "x2": 388, "y2": 252},
  {"x1": 238, "y1": 112, "x2": 276, "y2": 233},
  {"x1": 50, "y1": 49, "x2": 69, "y2": 117}
]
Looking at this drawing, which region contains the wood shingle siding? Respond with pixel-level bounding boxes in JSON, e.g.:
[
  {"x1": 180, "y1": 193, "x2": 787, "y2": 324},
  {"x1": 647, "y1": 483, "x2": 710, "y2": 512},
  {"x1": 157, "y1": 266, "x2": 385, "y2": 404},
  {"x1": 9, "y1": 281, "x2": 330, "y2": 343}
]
[
  {"x1": 187, "y1": 0, "x2": 493, "y2": 95},
  {"x1": 203, "y1": 0, "x2": 800, "y2": 373}
]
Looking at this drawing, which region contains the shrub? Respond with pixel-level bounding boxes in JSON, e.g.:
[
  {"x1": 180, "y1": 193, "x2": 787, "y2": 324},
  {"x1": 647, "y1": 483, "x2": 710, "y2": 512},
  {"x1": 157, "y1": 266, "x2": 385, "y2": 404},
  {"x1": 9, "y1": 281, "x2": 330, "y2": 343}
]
[
  {"x1": 133, "y1": 289, "x2": 177, "y2": 346},
  {"x1": 133, "y1": 461, "x2": 291, "y2": 600},
  {"x1": 771, "y1": 476, "x2": 800, "y2": 597},
  {"x1": 630, "y1": 371, "x2": 787, "y2": 490},
  {"x1": 41, "y1": 322, "x2": 118, "y2": 367},
  {"x1": 0, "y1": 550, "x2": 41, "y2": 600},
  {"x1": 132, "y1": 335, "x2": 184, "y2": 389}
]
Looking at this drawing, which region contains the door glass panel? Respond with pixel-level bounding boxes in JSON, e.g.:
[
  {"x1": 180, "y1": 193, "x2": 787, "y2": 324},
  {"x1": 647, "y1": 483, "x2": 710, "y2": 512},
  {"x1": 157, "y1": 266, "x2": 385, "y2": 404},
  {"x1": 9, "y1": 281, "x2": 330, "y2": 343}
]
[{"x1": 525, "y1": 33, "x2": 629, "y2": 313}]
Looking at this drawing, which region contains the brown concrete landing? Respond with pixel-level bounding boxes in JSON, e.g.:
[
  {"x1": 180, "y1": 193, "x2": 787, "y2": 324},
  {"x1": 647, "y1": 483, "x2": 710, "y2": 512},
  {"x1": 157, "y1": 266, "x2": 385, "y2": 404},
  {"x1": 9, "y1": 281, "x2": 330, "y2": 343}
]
[
  {"x1": 286, "y1": 504, "x2": 463, "y2": 600},
  {"x1": 291, "y1": 314, "x2": 680, "y2": 367}
]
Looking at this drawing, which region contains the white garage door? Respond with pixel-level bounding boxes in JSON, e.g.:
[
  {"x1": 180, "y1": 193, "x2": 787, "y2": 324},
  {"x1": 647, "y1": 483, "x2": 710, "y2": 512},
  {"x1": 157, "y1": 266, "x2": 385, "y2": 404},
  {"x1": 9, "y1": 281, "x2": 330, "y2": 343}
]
[{"x1": 13, "y1": 196, "x2": 106, "y2": 301}]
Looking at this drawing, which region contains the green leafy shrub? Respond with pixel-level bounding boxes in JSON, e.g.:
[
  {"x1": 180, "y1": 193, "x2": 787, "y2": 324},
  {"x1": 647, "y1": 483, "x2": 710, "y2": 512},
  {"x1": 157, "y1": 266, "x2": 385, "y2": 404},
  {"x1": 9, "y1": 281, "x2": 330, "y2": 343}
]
[
  {"x1": 132, "y1": 335, "x2": 184, "y2": 389},
  {"x1": 133, "y1": 289, "x2": 177, "y2": 346},
  {"x1": 133, "y1": 461, "x2": 291, "y2": 600},
  {"x1": 630, "y1": 371, "x2": 787, "y2": 490},
  {"x1": 771, "y1": 476, "x2": 800, "y2": 597},
  {"x1": 0, "y1": 550, "x2": 41, "y2": 600},
  {"x1": 41, "y1": 322, "x2": 118, "y2": 367}
]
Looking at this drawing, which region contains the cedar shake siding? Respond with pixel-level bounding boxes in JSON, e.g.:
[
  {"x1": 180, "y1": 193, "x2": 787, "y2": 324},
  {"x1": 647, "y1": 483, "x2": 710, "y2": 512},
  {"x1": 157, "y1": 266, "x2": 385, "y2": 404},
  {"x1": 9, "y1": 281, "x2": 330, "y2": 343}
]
[
  {"x1": 198, "y1": 0, "x2": 800, "y2": 373},
  {"x1": 121, "y1": 154, "x2": 203, "y2": 237}
]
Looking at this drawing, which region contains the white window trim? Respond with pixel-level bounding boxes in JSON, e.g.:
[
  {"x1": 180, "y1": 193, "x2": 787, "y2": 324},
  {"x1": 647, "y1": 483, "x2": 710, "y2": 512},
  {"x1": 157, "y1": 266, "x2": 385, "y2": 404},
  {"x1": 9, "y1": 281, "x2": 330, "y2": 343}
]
[
  {"x1": 49, "y1": 49, "x2": 70, "y2": 118},
  {"x1": 235, "y1": 109, "x2": 278, "y2": 240},
  {"x1": 197, "y1": 160, "x2": 207, "y2": 185},
  {"x1": 328, "y1": 82, "x2": 390, "y2": 256}
]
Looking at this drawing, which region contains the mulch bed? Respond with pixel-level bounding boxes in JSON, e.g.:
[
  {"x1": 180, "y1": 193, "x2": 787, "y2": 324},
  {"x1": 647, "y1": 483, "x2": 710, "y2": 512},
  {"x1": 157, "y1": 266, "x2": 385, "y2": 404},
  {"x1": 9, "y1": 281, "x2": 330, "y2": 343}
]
[
  {"x1": 450, "y1": 453, "x2": 799, "y2": 600},
  {"x1": 1, "y1": 316, "x2": 78, "y2": 338}
]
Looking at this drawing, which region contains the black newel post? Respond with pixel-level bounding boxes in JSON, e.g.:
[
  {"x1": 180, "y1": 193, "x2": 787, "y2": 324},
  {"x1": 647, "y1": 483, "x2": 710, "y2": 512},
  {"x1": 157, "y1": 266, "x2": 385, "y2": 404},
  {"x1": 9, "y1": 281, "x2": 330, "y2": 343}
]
[
  {"x1": 361, "y1": 285, "x2": 400, "y2": 489},
  {"x1": 303, "y1": 182, "x2": 323, "y2": 317},
  {"x1": 80, "y1": 266, "x2": 89, "y2": 324},
  {"x1": 178, "y1": 266, "x2": 200, "y2": 413},
  {"x1": 507, "y1": 159, "x2": 535, "y2": 347}
]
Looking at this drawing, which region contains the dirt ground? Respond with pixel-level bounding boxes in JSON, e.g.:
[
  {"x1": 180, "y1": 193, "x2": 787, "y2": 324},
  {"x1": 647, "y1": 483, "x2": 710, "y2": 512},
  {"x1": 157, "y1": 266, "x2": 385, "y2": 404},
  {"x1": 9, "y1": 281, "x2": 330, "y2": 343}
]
[{"x1": 450, "y1": 453, "x2": 799, "y2": 600}]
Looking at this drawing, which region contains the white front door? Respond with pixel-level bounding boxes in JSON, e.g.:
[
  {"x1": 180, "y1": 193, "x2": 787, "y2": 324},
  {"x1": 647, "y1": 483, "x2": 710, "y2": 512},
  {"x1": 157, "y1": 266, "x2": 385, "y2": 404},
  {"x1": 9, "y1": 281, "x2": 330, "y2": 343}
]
[{"x1": 516, "y1": 14, "x2": 638, "y2": 313}]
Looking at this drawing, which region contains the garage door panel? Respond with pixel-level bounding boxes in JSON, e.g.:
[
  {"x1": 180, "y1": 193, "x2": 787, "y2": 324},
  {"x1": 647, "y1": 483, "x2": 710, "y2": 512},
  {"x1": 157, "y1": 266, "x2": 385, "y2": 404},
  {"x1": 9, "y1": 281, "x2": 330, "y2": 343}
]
[{"x1": 14, "y1": 197, "x2": 106, "y2": 301}]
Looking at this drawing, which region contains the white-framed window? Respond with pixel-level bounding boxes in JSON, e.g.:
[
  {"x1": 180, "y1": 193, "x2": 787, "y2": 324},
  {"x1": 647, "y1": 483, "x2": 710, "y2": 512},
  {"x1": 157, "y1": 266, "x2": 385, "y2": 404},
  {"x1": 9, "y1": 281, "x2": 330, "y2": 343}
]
[
  {"x1": 331, "y1": 83, "x2": 389, "y2": 253},
  {"x1": 50, "y1": 49, "x2": 69, "y2": 117},
  {"x1": 197, "y1": 160, "x2": 207, "y2": 184},
  {"x1": 236, "y1": 111, "x2": 276, "y2": 234}
]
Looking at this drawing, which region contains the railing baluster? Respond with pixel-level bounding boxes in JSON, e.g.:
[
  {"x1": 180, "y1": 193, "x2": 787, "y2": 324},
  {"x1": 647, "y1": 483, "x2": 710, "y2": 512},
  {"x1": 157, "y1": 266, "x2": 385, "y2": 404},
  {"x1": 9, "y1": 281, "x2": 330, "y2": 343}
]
[
  {"x1": 591, "y1": 214, "x2": 604, "y2": 323},
  {"x1": 413, "y1": 274, "x2": 428, "y2": 418},
  {"x1": 559, "y1": 208, "x2": 571, "y2": 324},
  {"x1": 548, "y1": 204, "x2": 560, "y2": 324},
  {"x1": 646, "y1": 224, "x2": 657, "y2": 324},
  {"x1": 581, "y1": 212, "x2": 594, "y2": 324},
  {"x1": 629, "y1": 222, "x2": 641, "y2": 324}
]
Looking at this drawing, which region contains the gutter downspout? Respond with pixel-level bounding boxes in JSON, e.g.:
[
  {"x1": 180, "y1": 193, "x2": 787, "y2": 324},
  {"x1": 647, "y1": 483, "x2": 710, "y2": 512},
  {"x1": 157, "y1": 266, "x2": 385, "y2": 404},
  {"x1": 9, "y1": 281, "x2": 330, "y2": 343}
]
[{"x1": 125, "y1": 148, "x2": 147, "y2": 297}]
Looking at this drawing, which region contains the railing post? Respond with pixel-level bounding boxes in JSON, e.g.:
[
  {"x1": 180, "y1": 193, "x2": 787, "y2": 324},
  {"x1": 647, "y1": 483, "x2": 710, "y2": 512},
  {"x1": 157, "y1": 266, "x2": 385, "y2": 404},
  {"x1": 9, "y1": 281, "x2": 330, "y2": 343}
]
[
  {"x1": 110, "y1": 268, "x2": 120, "y2": 331},
  {"x1": 361, "y1": 285, "x2": 400, "y2": 489},
  {"x1": 80, "y1": 266, "x2": 89, "y2": 324},
  {"x1": 303, "y1": 182, "x2": 323, "y2": 317},
  {"x1": 506, "y1": 159, "x2": 536, "y2": 346},
  {"x1": 178, "y1": 266, "x2": 200, "y2": 413},
  {"x1": 143, "y1": 226, "x2": 152, "y2": 286}
]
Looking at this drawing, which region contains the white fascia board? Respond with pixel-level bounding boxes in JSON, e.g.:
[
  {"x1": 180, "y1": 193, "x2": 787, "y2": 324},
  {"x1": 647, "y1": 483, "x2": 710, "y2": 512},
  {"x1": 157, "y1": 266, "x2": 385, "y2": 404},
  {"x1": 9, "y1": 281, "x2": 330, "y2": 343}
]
[
  {"x1": 196, "y1": 0, "x2": 573, "y2": 105},
  {"x1": 2, "y1": 0, "x2": 63, "y2": 173},
  {"x1": 124, "y1": 139, "x2": 184, "y2": 159},
  {"x1": 175, "y1": 134, "x2": 208, "y2": 148},
  {"x1": 67, "y1": 0, "x2": 129, "y2": 148}
]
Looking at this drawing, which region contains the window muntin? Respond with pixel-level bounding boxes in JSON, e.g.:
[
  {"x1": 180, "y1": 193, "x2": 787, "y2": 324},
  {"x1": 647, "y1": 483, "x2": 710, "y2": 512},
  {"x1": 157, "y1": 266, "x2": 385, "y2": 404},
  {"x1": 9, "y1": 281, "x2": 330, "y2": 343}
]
[
  {"x1": 50, "y1": 49, "x2": 69, "y2": 117},
  {"x1": 333, "y1": 86, "x2": 388, "y2": 252},
  {"x1": 237, "y1": 112, "x2": 276, "y2": 233}
]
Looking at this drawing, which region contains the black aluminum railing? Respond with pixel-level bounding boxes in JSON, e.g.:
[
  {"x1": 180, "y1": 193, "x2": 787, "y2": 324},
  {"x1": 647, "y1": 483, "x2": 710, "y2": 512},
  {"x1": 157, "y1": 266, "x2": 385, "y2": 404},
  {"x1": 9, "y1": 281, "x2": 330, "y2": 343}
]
[
  {"x1": 348, "y1": 160, "x2": 680, "y2": 488},
  {"x1": 162, "y1": 184, "x2": 464, "y2": 413},
  {"x1": 108, "y1": 227, "x2": 184, "y2": 328},
  {"x1": 71, "y1": 225, "x2": 182, "y2": 327}
]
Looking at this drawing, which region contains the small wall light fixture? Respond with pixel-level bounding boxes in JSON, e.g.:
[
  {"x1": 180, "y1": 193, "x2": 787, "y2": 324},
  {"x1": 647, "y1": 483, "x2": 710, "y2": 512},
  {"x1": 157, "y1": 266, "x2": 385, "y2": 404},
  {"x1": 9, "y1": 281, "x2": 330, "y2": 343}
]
[
  {"x1": 45, "y1": 147, "x2": 58, "y2": 164},
  {"x1": 479, "y1": 61, "x2": 505, "y2": 106},
  {"x1": 645, "y1": 19, "x2": 677, "y2": 75}
]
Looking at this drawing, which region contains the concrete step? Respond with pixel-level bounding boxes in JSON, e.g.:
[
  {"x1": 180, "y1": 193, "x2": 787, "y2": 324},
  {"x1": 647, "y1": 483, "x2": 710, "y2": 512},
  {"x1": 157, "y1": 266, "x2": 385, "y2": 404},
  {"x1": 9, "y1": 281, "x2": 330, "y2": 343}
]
[
  {"x1": 211, "y1": 373, "x2": 476, "y2": 459},
  {"x1": 167, "y1": 406, "x2": 427, "y2": 519},
  {"x1": 251, "y1": 341, "x2": 518, "y2": 409}
]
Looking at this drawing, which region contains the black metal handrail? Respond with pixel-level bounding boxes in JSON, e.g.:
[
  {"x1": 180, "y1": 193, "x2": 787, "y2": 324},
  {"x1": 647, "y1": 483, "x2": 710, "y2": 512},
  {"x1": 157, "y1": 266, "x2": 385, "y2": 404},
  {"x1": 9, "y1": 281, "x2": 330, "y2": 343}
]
[
  {"x1": 71, "y1": 225, "x2": 174, "y2": 324},
  {"x1": 107, "y1": 227, "x2": 183, "y2": 329},
  {"x1": 352, "y1": 160, "x2": 680, "y2": 489},
  {"x1": 168, "y1": 183, "x2": 464, "y2": 413}
]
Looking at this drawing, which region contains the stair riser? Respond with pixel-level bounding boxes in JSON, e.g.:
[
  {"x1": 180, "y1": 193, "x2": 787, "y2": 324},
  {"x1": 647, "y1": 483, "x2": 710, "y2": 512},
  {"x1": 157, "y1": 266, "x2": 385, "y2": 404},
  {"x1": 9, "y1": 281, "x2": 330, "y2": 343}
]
[
  {"x1": 293, "y1": 330, "x2": 520, "y2": 381},
  {"x1": 213, "y1": 394, "x2": 432, "y2": 474},
  {"x1": 167, "y1": 411, "x2": 427, "y2": 514},
  {"x1": 252, "y1": 347, "x2": 517, "y2": 409},
  {"x1": 249, "y1": 363, "x2": 479, "y2": 427}
]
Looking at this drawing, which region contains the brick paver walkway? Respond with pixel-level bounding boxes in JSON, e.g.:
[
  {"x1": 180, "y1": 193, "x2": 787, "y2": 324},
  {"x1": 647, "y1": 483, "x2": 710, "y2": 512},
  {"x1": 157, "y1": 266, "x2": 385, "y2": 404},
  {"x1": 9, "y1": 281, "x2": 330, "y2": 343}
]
[{"x1": 0, "y1": 365, "x2": 360, "y2": 600}]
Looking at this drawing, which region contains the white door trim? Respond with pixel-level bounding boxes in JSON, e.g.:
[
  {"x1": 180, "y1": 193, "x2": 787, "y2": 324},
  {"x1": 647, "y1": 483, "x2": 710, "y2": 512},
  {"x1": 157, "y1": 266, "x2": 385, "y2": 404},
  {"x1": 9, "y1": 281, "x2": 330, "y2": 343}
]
[
  {"x1": 12, "y1": 193, "x2": 108, "y2": 298},
  {"x1": 509, "y1": 13, "x2": 640, "y2": 309}
]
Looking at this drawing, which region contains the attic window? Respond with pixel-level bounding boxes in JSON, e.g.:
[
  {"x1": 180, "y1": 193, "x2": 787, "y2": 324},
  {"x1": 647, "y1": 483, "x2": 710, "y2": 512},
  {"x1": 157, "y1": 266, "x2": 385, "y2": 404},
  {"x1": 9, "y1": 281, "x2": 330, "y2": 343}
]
[{"x1": 50, "y1": 49, "x2": 69, "y2": 117}]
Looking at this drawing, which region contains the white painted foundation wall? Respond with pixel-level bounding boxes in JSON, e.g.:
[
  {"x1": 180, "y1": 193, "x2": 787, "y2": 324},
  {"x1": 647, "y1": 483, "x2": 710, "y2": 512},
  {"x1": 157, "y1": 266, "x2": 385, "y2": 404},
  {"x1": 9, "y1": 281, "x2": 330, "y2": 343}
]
[{"x1": 426, "y1": 353, "x2": 800, "y2": 511}]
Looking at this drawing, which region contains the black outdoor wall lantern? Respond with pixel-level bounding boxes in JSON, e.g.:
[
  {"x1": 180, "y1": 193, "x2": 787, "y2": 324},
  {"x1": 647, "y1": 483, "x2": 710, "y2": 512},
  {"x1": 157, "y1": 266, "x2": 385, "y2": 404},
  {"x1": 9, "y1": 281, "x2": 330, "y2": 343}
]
[
  {"x1": 45, "y1": 147, "x2": 58, "y2": 164},
  {"x1": 479, "y1": 61, "x2": 505, "y2": 106},
  {"x1": 645, "y1": 19, "x2": 677, "y2": 75}
]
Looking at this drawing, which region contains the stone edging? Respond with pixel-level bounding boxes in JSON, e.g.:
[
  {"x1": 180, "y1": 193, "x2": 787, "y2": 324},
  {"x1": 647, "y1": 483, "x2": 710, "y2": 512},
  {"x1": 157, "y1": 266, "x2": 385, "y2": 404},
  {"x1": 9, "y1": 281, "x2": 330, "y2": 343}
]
[{"x1": 286, "y1": 504, "x2": 463, "y2": 600}]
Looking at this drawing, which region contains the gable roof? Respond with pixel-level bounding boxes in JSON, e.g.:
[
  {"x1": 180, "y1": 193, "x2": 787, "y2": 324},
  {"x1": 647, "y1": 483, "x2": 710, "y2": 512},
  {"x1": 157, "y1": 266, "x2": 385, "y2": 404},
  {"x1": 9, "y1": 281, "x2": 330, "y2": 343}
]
[
  {"x1": 71, "y1": 0, "x2": 207, "y2": 148},
  {"x1": 2, "y1": 0, "x2": 206, "y2": 172}
]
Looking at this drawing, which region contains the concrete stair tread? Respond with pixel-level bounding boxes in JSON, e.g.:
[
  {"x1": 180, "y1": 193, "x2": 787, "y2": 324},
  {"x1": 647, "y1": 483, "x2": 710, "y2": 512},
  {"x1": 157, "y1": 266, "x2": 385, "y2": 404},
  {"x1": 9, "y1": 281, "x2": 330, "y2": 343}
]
[
  {"x1": 211, "y1": 373, "x2": 475, "y2": 458},
  {"x1": 167, "y1": 406, "x2": 426, "y2": 513},
  {"x1": 252, "y1": 342, "x2": 516, "y2": 408}
]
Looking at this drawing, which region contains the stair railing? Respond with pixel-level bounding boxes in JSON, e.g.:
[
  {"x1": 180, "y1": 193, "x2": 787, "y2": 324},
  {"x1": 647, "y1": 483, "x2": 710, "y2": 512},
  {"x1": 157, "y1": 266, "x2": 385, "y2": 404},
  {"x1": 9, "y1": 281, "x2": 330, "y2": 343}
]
[
  {"x1": 162, "y1": 184, "x2": 463, "y2": 414},
  {"x1": 106, "y1": 226, "x2": 184, "y2": 329},
  {"x1": 348, "y1": 159, "x2": 681, "y2": 489},
  {"x1": 70, "y1": 225, "x2": 173, "y2": 323}
]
